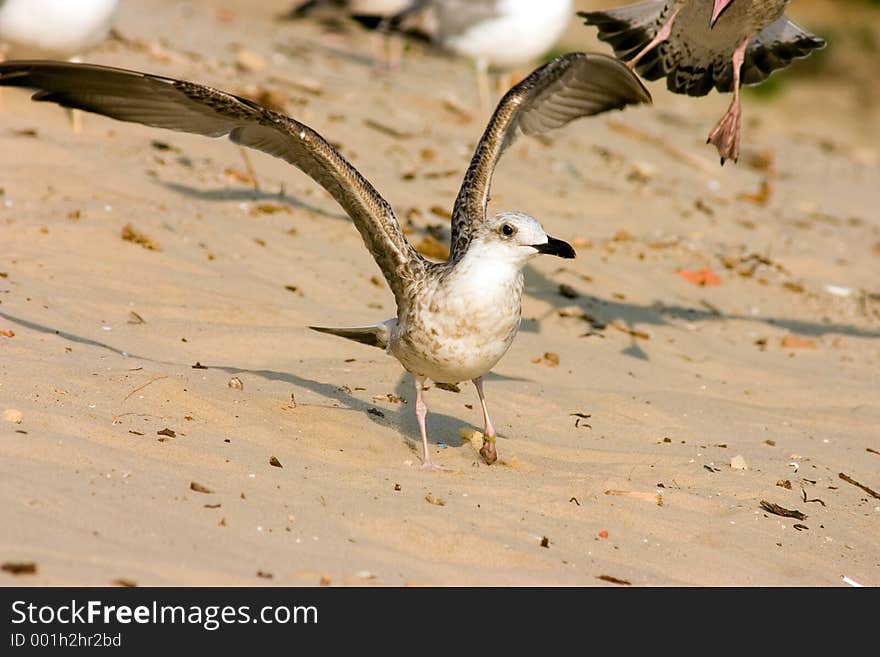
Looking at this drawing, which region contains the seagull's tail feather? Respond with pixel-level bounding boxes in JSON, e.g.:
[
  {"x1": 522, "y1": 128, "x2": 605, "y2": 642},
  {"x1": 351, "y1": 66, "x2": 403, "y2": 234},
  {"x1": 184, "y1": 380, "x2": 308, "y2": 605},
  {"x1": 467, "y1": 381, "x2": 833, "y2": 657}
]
[{"x1": 309, "y1": 319, "x2": 396, "y2": 350}]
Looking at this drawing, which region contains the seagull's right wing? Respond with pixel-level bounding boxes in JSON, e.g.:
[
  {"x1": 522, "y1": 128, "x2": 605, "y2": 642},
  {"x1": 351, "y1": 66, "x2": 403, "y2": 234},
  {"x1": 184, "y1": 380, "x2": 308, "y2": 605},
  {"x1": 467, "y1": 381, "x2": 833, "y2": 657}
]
[
  {"x1": 449, "y1": 52, "x2": 651, "y2": 262},
  {"x1": 0, "y1": 60, "x2": 425, "y2": 308}
]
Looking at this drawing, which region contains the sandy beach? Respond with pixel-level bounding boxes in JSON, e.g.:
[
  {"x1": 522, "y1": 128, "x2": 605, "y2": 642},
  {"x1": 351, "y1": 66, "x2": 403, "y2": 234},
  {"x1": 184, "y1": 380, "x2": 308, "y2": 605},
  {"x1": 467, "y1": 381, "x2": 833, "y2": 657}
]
[{"x1": 1, "y1": 0, "x2": 878, "y2": 586}]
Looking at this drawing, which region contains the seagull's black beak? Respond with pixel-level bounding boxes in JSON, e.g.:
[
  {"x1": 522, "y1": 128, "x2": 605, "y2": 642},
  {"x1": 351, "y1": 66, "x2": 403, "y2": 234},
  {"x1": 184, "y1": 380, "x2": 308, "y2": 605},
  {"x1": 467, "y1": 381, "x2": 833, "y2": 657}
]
[
  {"x1": 533, "y1": 236, "x2": 576, "y2": 259},
  {"x1": 710, "y1": 0, "x2": 734, "y2": 28}
]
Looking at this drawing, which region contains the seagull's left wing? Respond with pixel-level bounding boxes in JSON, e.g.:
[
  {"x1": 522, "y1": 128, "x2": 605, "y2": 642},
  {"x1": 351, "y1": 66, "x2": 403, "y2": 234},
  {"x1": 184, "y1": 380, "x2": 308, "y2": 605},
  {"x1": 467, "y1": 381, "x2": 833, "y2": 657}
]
[
  {"x1": 0, "y1": 60, "x2": 426, "y2": 309},
  {"x1": 448, "y1": 52, "x2": 651, "y2": 262}
]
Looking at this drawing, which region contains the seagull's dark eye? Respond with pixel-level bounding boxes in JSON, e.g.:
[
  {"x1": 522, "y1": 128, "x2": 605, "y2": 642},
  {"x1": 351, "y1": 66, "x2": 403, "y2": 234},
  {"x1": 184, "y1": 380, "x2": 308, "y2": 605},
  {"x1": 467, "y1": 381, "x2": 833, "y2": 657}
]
[{"x1": 501, "y1": 224, "x2": 515, "y2": 237}]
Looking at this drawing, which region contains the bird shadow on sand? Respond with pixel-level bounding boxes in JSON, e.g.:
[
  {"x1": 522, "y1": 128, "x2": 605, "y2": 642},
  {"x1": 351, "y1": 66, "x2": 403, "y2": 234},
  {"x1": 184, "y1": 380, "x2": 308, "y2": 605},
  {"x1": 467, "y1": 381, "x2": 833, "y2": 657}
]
[
  {"x1": 4, "y1": 293, "x2": 877, "y2": 454},
  {"x1": 217, "y1": 363, "x2": 477, "y2": 454},
  {"x1": 0, "y1": 310, "x2": 471, "y2": 453},
  {"x1": 388, "y1": 370, "x2": 524, "y2": 451},
  {"x1": 519, "y1": 262, "x2": 880, "y2": 360},
  {"x1": 159, "y1": 181, "x2": 349, "y2": 221}
]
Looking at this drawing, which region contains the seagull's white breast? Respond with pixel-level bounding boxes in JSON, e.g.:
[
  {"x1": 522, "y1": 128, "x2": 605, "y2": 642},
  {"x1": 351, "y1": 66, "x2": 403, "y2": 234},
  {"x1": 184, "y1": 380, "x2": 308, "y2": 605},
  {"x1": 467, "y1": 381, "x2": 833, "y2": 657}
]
[{"x1": 391, "y1": 255, "x2": 524, "y2": 384}]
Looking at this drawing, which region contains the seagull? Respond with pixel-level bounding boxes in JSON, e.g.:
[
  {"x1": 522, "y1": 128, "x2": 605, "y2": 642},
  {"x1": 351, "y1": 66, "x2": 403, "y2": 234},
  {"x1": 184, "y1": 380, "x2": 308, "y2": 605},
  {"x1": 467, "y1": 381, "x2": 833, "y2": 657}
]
[
  {"x1": 0, "y1": 0, "x2": 119, "y2": 58},
  {"x1": 283, "y1": 0, "x2": 425, "y2": 69},
  {"x1": 579, "y1": 0, "x2": 825, "y2": 163},
  {"x1": 349, "y1": 0, "x2": 573, "y2": 109},
  {"x1": 0, "y1": 0, "x2": 120, "y2": 130},
  {"x1": 417, "y1": 0, "x2": 575, "y2": 109},
  {"x1": 0, "y1": 52, "x2": 650, "y2": 469},
  {"x1": 286, "y1": 0, "x2": 414, "y2": 21},
  {"x1": 289, "y1": 1, "x2": 575, "y2": 107}
]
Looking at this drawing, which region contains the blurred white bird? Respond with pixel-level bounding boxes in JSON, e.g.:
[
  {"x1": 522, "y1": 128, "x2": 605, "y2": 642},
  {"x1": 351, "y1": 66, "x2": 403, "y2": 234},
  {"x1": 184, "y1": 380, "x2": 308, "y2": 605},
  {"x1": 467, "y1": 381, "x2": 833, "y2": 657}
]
[
  {"x1": 0, "y1": 0, "x2": 120, "y2": 129},
  {"x1": 400, "y1": 0, "x2": 575, "y2": 109},
  {"x1": 0, "y1": 0, "x2": 119, "y2": 58},
  {"x1": 287, "y1": 0, "x2": 574, "y2": 108}
]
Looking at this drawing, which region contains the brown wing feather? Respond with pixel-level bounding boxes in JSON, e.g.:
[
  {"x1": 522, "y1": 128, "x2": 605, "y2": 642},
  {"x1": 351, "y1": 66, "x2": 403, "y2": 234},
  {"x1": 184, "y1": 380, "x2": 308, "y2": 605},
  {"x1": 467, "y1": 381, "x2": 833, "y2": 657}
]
[
  {"x1": 736, "y1": 16, "x2": 825, "y2": 90},
  {"x1": 449, "y1": 52, "x2": 652, "y2": 262},
  {"x1": 0, "y1": 60, "x2": 424, "y2": 309},
  {"x1": 579, "y1": 2, "x2": 670, "y2": 79}
]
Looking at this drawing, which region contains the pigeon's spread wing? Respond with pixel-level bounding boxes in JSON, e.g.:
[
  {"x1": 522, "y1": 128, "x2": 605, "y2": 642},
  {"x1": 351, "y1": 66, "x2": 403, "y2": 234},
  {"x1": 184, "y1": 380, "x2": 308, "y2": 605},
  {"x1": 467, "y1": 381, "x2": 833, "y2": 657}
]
[
  {"x1": 582, "y1": 3, "x2": 825, "y2": 96},
  {"x1": 0, "y1": 60, "x2": 425, "y2": 308},
  {"x1": 449, "y1": 52, "x2": 651, "y2": 262},
  {"x1": 579, "y1": 1, "x2": 669, "y2": 79},
  {"x1": 736, "y1": 16, "x2": 825, "y2": 90}
]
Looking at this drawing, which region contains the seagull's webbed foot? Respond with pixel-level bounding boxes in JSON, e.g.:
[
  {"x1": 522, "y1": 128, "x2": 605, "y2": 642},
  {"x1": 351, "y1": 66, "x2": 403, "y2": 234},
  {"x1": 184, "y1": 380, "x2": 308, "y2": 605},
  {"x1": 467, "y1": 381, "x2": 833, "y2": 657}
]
[
  {"x1": 479, "y1": 436, "x2": 497, "y2": 465},
  {"x1": 472, "y1": 377, "x2": 498, "y2": 465},
  {"x1": 707, "y1": 99, "x2": 742, "y2": 165}
]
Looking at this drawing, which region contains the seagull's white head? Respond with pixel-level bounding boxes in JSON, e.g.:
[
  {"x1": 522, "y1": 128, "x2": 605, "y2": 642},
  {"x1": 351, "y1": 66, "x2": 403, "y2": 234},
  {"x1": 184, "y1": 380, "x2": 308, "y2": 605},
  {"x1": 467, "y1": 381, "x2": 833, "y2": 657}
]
[{"x1": 470, "y1": 211, "x2": 575, "y2": 268}]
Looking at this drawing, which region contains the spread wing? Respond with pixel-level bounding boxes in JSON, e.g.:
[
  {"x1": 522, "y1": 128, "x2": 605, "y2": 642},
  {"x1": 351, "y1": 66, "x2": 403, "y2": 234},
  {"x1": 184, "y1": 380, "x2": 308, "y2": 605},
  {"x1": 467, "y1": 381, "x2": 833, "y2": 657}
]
[
  {"x1": 449, "y1": 52, "x2": 652, "y2": 262},
  {"x1": 582, "y1": 5, "x2": 826, "y2": 97},
  {"x1": 729, "y1": 16, "x2": 826, "y2": 91},
  {"x1": 0, "y1": 60, "x2": 425, "y2": 310},
  {"x1": 579, "y1": 1, "x2": 668, "y2": 74}
]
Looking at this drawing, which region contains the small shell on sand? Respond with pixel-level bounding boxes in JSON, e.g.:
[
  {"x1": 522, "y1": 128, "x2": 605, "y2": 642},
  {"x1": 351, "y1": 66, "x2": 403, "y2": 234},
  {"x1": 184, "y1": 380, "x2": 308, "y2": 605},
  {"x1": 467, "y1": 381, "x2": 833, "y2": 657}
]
[
  {"x1": 3, "y1": 409, "x2": 23, "y2": 424},
  {"x1": 458, "y1": 426, "x2": 484, "y2": 451}
]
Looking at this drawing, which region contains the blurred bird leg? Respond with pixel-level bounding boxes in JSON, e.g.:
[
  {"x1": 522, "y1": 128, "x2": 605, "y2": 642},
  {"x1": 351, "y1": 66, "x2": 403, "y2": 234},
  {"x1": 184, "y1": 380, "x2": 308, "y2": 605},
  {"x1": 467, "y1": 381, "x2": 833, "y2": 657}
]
[
  {"x1": 66, "y1": 56, "x2": 86, "y2": 132},
  {"x1": 0, "y1": 45, "x2": 6, "y2": 110},
  {"x1": 237, "y1": 145, "x2": 261, "y2": 191},
  {"x1": 495, "y1": 68, "x2": 514, "y2": 99},
  {"x1": 475, "y1": 56, "x2": 490, "y2": 112},
  {"x1": 628, "y1": 6, "x2": 681, "y2": 69},
  {"x1": 369, "y1": 27, "x2": 403, "y2": 70},
  {"x1": 707, "y1": 37, "x2": 748, "y2": 164},
  {"x1": 67, "y1": 107, "x2": 83, "y2": 133},
  {"x1": 386, "y1": 30, "x2": 404, "y2": 69}
]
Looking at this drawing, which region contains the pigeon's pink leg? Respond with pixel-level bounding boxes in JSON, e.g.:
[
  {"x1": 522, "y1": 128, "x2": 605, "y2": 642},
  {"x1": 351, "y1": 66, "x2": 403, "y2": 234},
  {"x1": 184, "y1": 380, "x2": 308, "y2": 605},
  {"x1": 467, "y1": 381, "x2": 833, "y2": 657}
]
[
  {"x1": 472, "y1": 377, "x2": 498, "y2": 465},
  {"x1": 415, "y1": 382, "x2": 448, "y2": 471},
  {"x1": 707, "y1": 37, "x2": 749, "y2": 164},
  {"x1": 627, "y1": 6, "x2": 681, "y2": 69}
]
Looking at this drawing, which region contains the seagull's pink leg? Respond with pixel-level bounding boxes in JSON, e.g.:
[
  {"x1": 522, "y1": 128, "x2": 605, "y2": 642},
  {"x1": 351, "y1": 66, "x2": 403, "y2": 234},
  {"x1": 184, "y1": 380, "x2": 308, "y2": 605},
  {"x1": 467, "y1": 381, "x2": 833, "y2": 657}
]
[
  {"x1": 472, "y1": 377, "x2": 497, "y2": 465},
  {"x1": 627, "y1": 6, "x2": 681, "y2": 70},
  {"x1": 707, "y1": 37, "x2": 749, "y2": 164},
  {"x1": 415, "y1": 381, "x2": 448, "y2": 471}
]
